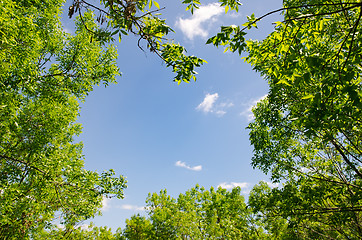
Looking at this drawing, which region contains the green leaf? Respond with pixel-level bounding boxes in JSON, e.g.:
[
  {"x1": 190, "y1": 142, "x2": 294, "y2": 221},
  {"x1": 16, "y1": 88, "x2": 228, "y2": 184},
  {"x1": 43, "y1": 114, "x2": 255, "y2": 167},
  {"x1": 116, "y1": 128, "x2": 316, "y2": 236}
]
[
  {"x1": 276, "y1": 79, "x2": 291, "y2": 86},
  {"x1": 153, "y1": 1, "x2": 160, "y2": 9},
  {"x1": 301, "y1": 94, "x2": 314, "y2": 100}
]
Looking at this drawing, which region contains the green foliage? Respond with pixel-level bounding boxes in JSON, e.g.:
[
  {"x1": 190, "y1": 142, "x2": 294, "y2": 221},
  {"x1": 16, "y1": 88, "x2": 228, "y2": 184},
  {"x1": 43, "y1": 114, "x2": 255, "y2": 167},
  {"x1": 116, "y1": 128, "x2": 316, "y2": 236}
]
[
  {"x1": 33, "y1": 223, "x2": 122, "y2": 240},
  {"x1": 182, "y1": 0, "x2": 201, "y2": 14},
  {"x1": 121, "y1": 185, "x2": 267, "y2": 239},
  {"x1": 206, "y1": 0, "x2": 362, "y2": 238},
  {"x1": 161, "y1": 44, "x2": 207, "y2": 84},
  {"x1": 249, "y1": 182, "x2": 296, "y2": 240},
  {"x1": 69, "y1": 0, "x2": 206, "y2": 84},
  {"x1": 183, "y1": 0, "x2": 242, "y2": 14},
  {"x1": 243, "y1": 13, "x2": 258, "y2": 29},
  {"x1": 218, "y1": 0, "x2": 242, "y2": 13},
  {"x1": 0, "y1": 0, "x2": 126, "y2": 238},
  {"x1": 206, "y1": 25, "x2": 247, "y2": 55},
  {"x1": 123, "y1": 214, "x2": 154, "y2": 240}
]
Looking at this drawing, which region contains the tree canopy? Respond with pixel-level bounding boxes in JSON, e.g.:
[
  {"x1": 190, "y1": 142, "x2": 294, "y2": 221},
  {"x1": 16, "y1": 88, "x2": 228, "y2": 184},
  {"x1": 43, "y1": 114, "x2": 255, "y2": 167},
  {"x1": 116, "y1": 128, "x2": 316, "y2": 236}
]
[
  {"x1": 0, "y1": 0, "x2": 127, "y2": 238},
  {"x1": 122, "y1": 185, "x2": 265, "y2": 239},
  {"x1": 207, "y1": 0, "x2": 362, "y2": 238},
  {"x1": 2, "y1": 0, "x2": 362, "y2": 239}
]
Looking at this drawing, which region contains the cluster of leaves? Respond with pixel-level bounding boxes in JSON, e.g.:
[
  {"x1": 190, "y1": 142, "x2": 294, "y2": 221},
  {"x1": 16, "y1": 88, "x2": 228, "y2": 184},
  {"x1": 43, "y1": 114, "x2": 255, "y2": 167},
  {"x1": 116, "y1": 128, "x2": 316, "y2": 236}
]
[
  {"x1": 205, "y1": 0, "x2": 362, "y2": 238},
  {"x1": 182, "y1": 0, "x2": 201, "y2": 14},
  {"x1": 183, "y1": 0, "x2": 242, "y2": 14},
  {"x1": 69, "y1": 0, "x2": 207, "y2": 84},
  {"x1": 0, "y1": 0, "x2": 126, "y2": 238},
  {"x1": 33, "y1": 223, "x2": 122, "y2": 239}
]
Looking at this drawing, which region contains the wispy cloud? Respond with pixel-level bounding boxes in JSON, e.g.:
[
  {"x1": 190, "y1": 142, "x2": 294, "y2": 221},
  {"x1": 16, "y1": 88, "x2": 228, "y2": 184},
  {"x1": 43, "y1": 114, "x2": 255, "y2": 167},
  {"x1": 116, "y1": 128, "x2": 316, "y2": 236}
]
[
  {"x1": 176, "y1": 3, "x2": 224, "y2": 40},
  {"x1": 197, "y1": 93, "x2": 219, "y2": 113},
  {"x1": 118, "y1": 204, "x2": 145, "y2": 211},
  {"x1": 101, "y1": 196, "x2": 111, "y2": 212},
  {"x1": 196, "y1": 93, "x2": 233, "y2": 116},
  {"x1": 218, "y1": 182, "x2": 251, "y2": 194},
  {"x1": 240, "y1": 94, "x2": 267, "y2": 121},
  {"x1": 175, "y1": 161, "x2": 202, "y2": 171}
]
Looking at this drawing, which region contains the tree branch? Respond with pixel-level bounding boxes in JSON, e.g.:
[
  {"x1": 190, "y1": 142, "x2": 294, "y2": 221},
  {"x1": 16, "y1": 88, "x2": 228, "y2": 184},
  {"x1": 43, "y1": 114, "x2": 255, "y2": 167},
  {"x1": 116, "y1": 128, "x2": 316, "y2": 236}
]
[{"x1": 0, "y1": 154, "x2": 45, "y2": 174}]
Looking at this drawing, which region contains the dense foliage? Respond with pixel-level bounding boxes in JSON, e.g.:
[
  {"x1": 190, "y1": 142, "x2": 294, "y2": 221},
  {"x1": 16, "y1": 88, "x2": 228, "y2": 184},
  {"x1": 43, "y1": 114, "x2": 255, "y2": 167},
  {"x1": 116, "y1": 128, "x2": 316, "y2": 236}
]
[
  {"x1": 122, "y1": 185, "x2": 265, "y2": 239},
  {"x1": 33, "y1": 223, "x2": 122, "y2": 240},
  {"x1": 208, "y1": 0, "x2": 362, "y2": 238},
  {"x1": 0, "y1": 0, "x2": 126, "y2": 238}
]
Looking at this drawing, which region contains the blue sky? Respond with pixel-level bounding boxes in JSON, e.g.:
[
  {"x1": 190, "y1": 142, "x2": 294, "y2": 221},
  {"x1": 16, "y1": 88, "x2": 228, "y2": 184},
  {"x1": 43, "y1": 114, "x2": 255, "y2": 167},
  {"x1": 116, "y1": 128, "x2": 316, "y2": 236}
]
[{"x1": 62, "y1": 0, "x2": 283, "y2": 230}]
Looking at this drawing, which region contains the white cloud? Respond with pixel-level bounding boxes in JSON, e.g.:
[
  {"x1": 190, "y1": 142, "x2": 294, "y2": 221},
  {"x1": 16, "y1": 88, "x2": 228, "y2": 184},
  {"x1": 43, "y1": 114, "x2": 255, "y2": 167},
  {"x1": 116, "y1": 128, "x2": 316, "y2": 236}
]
[
  {"x1": 101, "y1": 196, "x2": 111, "y2": 212},
  {"x1": 219, "y1": 102, "x2": 234, "y2": 108},
  {"x1": 176, "y1": 3, "x2": 224, "y2": 40},
  {"x1": 218, "y1": 182, "x2": 250, "y2": 189},
  {"x1": 228, "y1": 12, "x2": 242, "y2": 18},
  {"x1": 196, "y1": 93, "x2": 233, "y2": 116},
  {"x1": 119, "y1": 204, "x2": 145, "y2": 211},
  {"x1": 175, "y1": 161, "x2": 202, "y2": 171},
  {"x1": 197, "y1": 93, "x2": 219, "y2": 113},
  {"x1": 218, "y1": 182, "x2": 251, "y2": 194},
  {"x1": 215, "y1": 110, "x2": 226, "y2": 116},
  {"x1": 240, "y1": 94, "x2": 267, "y2": 121}
]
